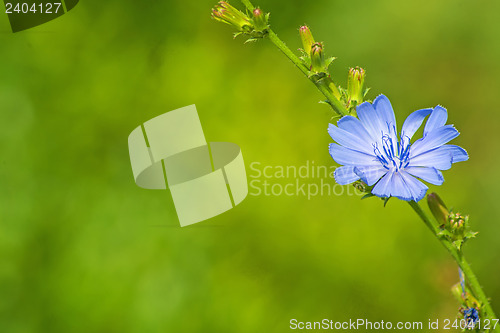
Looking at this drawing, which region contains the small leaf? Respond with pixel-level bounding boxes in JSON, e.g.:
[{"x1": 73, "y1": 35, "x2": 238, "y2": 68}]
[
  {"x1": 361, "y1": 193, "x2": 375, "y2": 200},
  {"x1": 363, "y1": 87, "x2": 371, "y2": 97},
  {"x1": 325, "y1": 56, "x2": 336, "y2": 70},
  {"x1": 244, "y1": 38, "x2": 258, "y2": 43},
  {"x1": 464, "y1": 230, "x2": 479, "y2": 239}
]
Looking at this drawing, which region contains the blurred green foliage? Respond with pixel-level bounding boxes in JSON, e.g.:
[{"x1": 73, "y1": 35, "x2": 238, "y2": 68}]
[{"x1": 1, "y1": 0, "x2": 499, "y2": 332}]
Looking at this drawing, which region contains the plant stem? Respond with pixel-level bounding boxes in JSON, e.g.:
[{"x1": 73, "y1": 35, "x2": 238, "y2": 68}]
[
  {"x1": 239, "y1": 0, "x2": 348, "y2": 117},
  {"x1": 409, "y1": 201, "x2": 498, "y2": 329},
  {"x1": 267, "y1": 31, "x2": 348, "y2": 117},
  {"x1": 240, "y1": 0, "x2": 254, "y2": 10}
]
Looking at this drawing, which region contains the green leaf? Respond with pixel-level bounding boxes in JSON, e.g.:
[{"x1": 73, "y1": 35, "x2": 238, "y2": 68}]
[
  {"x1": 363, "y1": 87, "x2": 371, "y2": 97},
  {"x1": 325, "y1": 56, "x2": 336, "y2": 70},
  {"x1": 464, "y1": 230, "x2": 479, "y2": 239},
  {"x1": 361, "y1": 193, "x2": 375, "y2": 200}
]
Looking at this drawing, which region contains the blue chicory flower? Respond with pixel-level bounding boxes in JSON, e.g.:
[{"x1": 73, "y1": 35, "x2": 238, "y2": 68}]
[
  {"x1": 463, "y1": 308, "x2": 479, "y2": 327},
  {"x1": 328, "y1": 95, "x2": 468, "y2": 202}
]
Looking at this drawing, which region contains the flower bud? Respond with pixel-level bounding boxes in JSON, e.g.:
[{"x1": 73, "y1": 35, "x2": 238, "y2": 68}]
[
  {"x1": 353, "y1": 180, "x2": 367, "y2": 193},
  {"x1": 299, "y1": 25, "x2": 315, "y2": 55},
  {"x1": 252, "y1": 8, "x2": 268, "y2": 31},
  {"x1": 427, "y1": 192, "x2": 449, "y2": 224},
  {"x1": 211, "y1": 1, "x2": 251, "y2": 32},
  {"x1": 449, "y1": 212, "x2": 466, "y2": 231},
  {"x1": 310, "y1": 42, "x2": 325, "y2": 73},
  {"x1": 347, "y1": 67, "x2": 366, "y2": 106}
]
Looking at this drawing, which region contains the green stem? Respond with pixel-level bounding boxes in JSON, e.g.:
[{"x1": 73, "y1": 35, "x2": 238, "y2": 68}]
[
  {"x1": 267, "y1": 31, "x2": 348, "y2": 117},
  {"x1": 409, "y1": 201, "x2": 498, "y2": 329},
  {"x1": 266, "y1": 30, "x2": 310, "y2": 78},
  {"x1": 240, "y1": 0, "x2": 348, "y2": 117},
  {"x1": 240, "y1": 0, "x2": 254, "y2": 10}
]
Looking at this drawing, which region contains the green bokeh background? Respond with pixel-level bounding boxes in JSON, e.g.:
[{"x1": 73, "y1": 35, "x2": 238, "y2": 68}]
[{"x1": 1, "y1": 1, "x2": 499, "y2": 332}]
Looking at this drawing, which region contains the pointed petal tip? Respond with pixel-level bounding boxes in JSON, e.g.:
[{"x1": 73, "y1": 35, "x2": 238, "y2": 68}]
[
  {"x1": 373, "y1": 94, "x2": 389, "y2": 102},
  {"x1": 434, "y1": 104, "x2": 447, "y2": 111},
  {"x1": 451, "y1": 146, "x2": 469, "y2": 163}
]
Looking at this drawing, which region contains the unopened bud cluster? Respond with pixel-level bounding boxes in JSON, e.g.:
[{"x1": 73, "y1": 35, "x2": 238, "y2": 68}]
[
  {"x1": 298, "y1": 26, "x2": 368, "y2": 114},
  {"x1": 448, "y1": 212, "x2": 466, "y2": 230},
  {"x1": 427, "y1": 193, "x2": 478, "y2": 251},
  {"x1": 299, "y1": 26, "x2": 335, "y2": 77},
  {"x1": 211, "y1": 2, "x2": 269, "y2": 41},
  {"x1": 211, "y1": 4, "x2": 368, "y2": 115},
  {"x1": 298, "y1": 26, "x2": 342, "y2": 101}
]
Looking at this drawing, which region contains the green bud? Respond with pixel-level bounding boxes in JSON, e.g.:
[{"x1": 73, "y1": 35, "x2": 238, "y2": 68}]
[
  {"x1": 299, "y1": 25, "x2": 315, "y2": 55},
  {"x1": 449, "y1": 212, "x2": 466, "y2": 231},
  {"x1": 251, "y1": 8, "x2": 268, "y2": 31},
  {"x1": 211, "y1": 1, "x2": 252, "y2": 32},
  {"x1": 429, "y1": 193, "x2": 477, "y2": 251},
  {"x1": 347, "y1": 67, "x2": 366, "y2": 107},
  {"x1": 310, "y1": 42, "x2": 325, "y2": 73},
  {"x1": 353, "y1": 180, "x2": 367, "y2": 193},
  {"x1": 427, "y1": 192, "x2": 449, "y2": 224}
]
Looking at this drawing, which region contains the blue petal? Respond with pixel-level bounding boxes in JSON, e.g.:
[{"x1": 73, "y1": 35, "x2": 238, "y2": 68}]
[
  {"x1": 410, "y1": 125, "x2": 460, "y2": 157},
  {"x1": 372, "y1": 171, "x2": 428, "y2": 201},
  {"x1": 328, "y1": 123, "x2": 375, "y2": 155},
  {"x1": 424, "y1": 105, "x2": 448, "y2": 135},
  {"x1": 401, "y1": 108, "x2": 432, "y2": 140},
  {"x1": 354, "y1": 166, "x2": 387, "y2": 186},
  {"x1": 357, "y1": 101, "x2": 387, "y2": 140},
  {"x1": 408, "y1": 147, "x2": 453, "y2": 170},
  {"x1": 372, "y1": 171, "x2": 413, "y2": 201},
  {"x1": 400, "y1": 171, "x2": 428, "y2": 202},
  {"x1": 371, "y1": 172, "x2": 394, "y2": 198},
  {"x1": 373, "y1": 95, "x2": 397, "y2": 131},
  {"x1": 329, "y1": 143, "x2": 380, "y2": 166},
  {"x1": 446, "y1": 145, "x2": 469, "y2": 163},
  {"x1": 334, "y1": 166, "x2": 359, "y2": 185},
  {"x1": 389, "y1": 172, "x2": 414, "y2": 201},
  {"x1": 409, "y1": 144, "x2": 467, "y2": 170},
  {"x1": 336, "y1": 116, "x2": 374, "y2": 144},
  {"x1": 405, "y1": 167, "x2": 444, "y2": 185}
]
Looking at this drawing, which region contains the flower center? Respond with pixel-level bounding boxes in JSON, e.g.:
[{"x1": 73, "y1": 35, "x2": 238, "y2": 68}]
[{"x1": 373, "y1": 128, "x2": 411, "y2": 171}]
